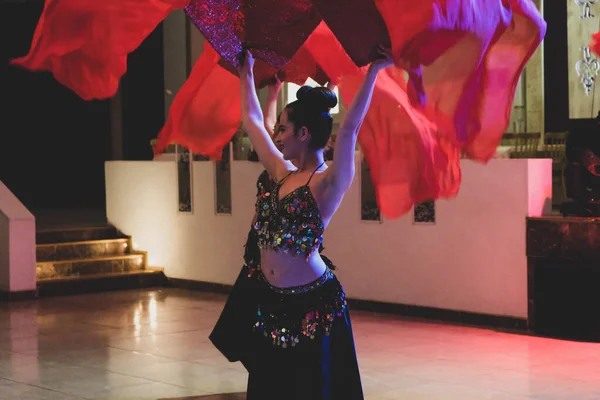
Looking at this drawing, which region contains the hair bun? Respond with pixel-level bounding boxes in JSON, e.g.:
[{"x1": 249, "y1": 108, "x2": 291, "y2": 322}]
[
  {"x1": 296, "y1": 86, "x2": 312, "y2": 102},
  {"x1": 296, "y1": 85, "x2": 338, "y2": 112}
]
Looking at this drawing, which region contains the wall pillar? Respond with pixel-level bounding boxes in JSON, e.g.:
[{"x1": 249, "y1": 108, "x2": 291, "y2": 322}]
[
  {"x1": 525, "y1": 0, "x2": 545, "y2": 133},
  {"x1": 163, "y1": 10, "x2": 190, "y2": 120}
]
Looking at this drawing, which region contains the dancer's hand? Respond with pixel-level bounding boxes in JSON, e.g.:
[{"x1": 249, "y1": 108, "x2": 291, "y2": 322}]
[
  {"x1": 369, "y1": 45, "x2": 394, "y2": 72},
  {"x1": 238, "y1": 49, "x2": 255, "y2": 76},
  {"x1": 267, "y1": 75, "x2": 283, "y2": 93}
]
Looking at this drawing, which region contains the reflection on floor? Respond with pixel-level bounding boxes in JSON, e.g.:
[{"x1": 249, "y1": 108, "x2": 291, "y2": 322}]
[{"x1": 1, "y1": 288, "x2": 600, "y2": 400}]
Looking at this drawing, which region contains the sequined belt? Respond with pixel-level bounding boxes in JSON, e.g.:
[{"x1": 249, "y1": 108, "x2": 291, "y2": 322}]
[
  {"x1": 252, "y1": 270, "x2": 347, "y2": 348},
  {"x1": 258, "y1": 267, "x2": 334, "y2": 295}
]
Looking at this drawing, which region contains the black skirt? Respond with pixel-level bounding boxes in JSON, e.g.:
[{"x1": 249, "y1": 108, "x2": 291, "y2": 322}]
[{"x1": 209, "y1": 234, "x2": 363, "y2": 400}]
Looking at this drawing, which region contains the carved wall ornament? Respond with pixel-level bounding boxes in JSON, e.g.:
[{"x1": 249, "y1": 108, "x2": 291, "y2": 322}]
[
  {"x1": 575, "y1": 0, "x2": 598, "y2": 19},
  {"x1": 576, "y1": 46, "x2": 600, "y2": 95}
]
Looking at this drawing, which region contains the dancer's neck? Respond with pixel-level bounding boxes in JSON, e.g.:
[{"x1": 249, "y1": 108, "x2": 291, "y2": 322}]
[{"x1": 295, "y1": 150, "x2": 324, "y2": 172}]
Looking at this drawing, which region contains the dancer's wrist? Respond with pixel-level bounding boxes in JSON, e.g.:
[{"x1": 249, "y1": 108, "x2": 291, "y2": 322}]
[
  {"x1": 268, "y1": 76, "x2": 283, "y2": 93},
  {"x1": 369, "y1": 45, "x2": 394, "y2": 73},
  {"x1": 239, "y1": 68, "x2": 254, "y2": 81}
]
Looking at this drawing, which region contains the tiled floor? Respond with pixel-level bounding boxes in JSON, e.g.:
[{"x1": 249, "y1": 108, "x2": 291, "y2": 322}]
[{"x1": 1, "y1": 288, "x2": 599, "y2": 400}]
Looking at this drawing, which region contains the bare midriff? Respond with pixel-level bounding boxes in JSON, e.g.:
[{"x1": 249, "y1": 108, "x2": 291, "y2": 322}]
[{"x1": 260, "y1": 249, "x2": 328, "y2": 288}]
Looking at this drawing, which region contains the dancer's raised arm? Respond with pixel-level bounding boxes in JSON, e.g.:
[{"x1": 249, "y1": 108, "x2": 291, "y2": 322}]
[
  {"x1": 239, "y1": 50, "x2": 293, "y2": 179},
  {"x1": 326, "y1": 46, "x2": 393, "y2": 193}
]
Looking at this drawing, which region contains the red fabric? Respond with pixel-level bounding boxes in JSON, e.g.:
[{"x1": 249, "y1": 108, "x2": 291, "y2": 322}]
[
  {"x1": 304, "y1": 24, "x2": 461, "y2": 218},
  {"x1": 310, "y1": 0, "x2": 390, "y2": 67},
  {"x1": 464, "y1": 0, "x2": 546, "y2": 160},
  {"x1": 13, "y1": 0, "x2": 545, "y2": 218},
  {"x1": 11, "y1": 0, "x2": 187, "y2": 100},
  {"x1": 375, "y1": 0, "x2": 546, "y2": 162},
  {"x1": 160, "y1": 0, "x2": 546, "y2": 217},
  {"x1": 591, "y1": 31, "x2": 600, "y2": 57},
  {"x1": 186, "y1": 0, "x2": 325, "y2": 88},
  {"x1": 185, "y1": 0, "x2": 320, "y2": 71},
  {"x1": 279, "y1": 45, "x2": 329, "y2": 86},
  {"x1": 155, "y1": 21, "x2": 334, "y2": 159},
  {"x1": 302, "y1": 22, "x2": 362, "y2": 84},
  {"x1": 340, "y1": 71, "x2": 462, "y2": 218},
  {"x1": 153, "y1": 37, "x2": 328, "y2": 159},
  {"x1": 305, "y1": 0, "x2": 544, "y2": 218},
  {"x1": 154, "y1": 43, "x2": 241, "y2": 159},
  {"x1": 218, "y1": 58, "x2": 293, "y2": 89}
]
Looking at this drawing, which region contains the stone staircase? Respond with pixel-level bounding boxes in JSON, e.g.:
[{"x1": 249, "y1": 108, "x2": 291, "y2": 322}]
[{"x1": 36, "y1": 225, "x2": 167, "y2": 296}]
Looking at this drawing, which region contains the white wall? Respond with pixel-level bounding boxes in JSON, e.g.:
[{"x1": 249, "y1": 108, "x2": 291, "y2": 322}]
[
  {"x1": 0, "y1": 181, "x2": 36, "y2": 293},
  {"x1": 106, "y1": 159, "x2": 552, "y2": 319}
]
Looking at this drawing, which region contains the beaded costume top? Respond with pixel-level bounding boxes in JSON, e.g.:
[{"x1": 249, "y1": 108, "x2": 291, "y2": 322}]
[{"x1": 253, "y1": 163, "x2": 325, "y2": 259}]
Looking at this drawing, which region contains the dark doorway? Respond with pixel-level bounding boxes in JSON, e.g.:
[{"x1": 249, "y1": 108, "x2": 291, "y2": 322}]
[
  {"x1": 0, "y1": 1, "x2": 111, "y2": 216},
  {"x1": 0, "y1": 1, "x2": 165, "y2": 228}
]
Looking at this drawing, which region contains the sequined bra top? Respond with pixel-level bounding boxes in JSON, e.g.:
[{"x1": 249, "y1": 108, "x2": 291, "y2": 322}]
[{"x1": 254, "y1": 163, "x2": 325, "y2": 259}]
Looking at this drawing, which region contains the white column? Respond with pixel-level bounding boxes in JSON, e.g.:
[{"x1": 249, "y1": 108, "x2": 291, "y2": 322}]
[
  {"x1": 525, "y1": 0, "x2": 544, "y2": 133},
  {"x1": 0, "y1": 182, "x2": 36, "y2": 295},
  {"x1": 163, "y1": 10, "x2": 190, "y2": 119}
]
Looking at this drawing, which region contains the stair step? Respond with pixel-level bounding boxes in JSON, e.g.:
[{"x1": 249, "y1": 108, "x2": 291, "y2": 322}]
[
  {"x1": 37, "y1": 238, "x2": 131, "y2": 262},
  {"x1": 36, "y1": 252, "x2": 147, "y2": 281},
  {"x1": 37, "y1": 267, "x2": 168, "y2": 297},
  {"x1": 36, "y1": 226, "x2": 127, "y2": 245}
]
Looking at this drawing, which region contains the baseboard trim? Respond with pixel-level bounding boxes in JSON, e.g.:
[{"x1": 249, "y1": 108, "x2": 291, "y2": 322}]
[
  {"x1": 0, "y1": 289, "x2": 38, "y2": 301},
  {"x1": 167, "y1": 278, "x2": 527, "y2": 332},
  {"x1": 37, "y1": 271, "x2": 169, "y2": 297},
  {"x1": 346, "y1": 298, "x2": 527, "y2": 331}
]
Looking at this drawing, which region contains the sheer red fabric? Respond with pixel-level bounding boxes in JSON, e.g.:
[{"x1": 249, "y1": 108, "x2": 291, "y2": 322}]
[
  {"x1": 154, "y1": 43, "x2": 241, "y2": 159},
  {"x1": 591, "y1": 32, "x2": 600, "y2": 58},
  {"x1": 153, "y1": 40, "x2": 326, "y2": 159},
  {"x1": 341, "y1": 70, "x2": 461, "y2": 218},
  {"x1": 11, "y1": 0, "x2": 187, "y2": 100},
  {"x1": 13, "y1": 0, "x2": 544, "y2": 217},
  {"x1": 159, "y1": 0, "x2": 545, "y2": 216},
  {"x1": 279, "y1": 46, "x2": 329, "y2": 86},
  {"x1": 310, "y1": 0, "x2": 390, "y2": 67},
  {"x1": 302, "y1": 1, "x2": 545, "y2": 217},
  {"x1": 374, "y1": 0, "x2": 546, "y2": 162},
  {"x1": 462, "y1": 1, "x2": 545, "y2": 160},
  {"x1": 304, "y1": 23, "x2": 461, "y2": 218}
]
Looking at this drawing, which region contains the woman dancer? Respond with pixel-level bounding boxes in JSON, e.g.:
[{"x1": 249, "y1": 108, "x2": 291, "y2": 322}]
[
  {"x1": 216, "y1": 45, "x2": 393, "y2": 399},
  {"x1": 210, "y1": 76, "x2": 338, "y2": 372}
]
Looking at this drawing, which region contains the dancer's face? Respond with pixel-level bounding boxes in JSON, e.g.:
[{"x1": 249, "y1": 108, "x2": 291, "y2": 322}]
[{"x1": 274, "y1": 109, "x2": 309, "y2": 161}]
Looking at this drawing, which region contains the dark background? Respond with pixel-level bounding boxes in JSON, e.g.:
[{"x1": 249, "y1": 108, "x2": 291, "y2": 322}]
[{"x1": 0, "y1": 0, "x2": 165, "y2": 213}]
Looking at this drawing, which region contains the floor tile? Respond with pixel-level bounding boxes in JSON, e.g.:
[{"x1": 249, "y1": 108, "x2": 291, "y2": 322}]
[{"x1": 1, "y1": 288, "x2": 599, "y2": 399}]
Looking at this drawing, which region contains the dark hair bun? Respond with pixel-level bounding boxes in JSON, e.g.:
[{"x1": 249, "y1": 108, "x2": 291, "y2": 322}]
[{"x1": 296, "y1": 85, "x2": 338, "y2": 112}]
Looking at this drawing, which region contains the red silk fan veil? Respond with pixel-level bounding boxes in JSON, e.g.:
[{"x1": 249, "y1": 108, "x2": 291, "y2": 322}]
[
  {"x1": 12, "y1": 0, "x2": 546, "y2": 218},
  {"x1": 11, "y1": 0, "x2": 189, "y2": 100}
]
